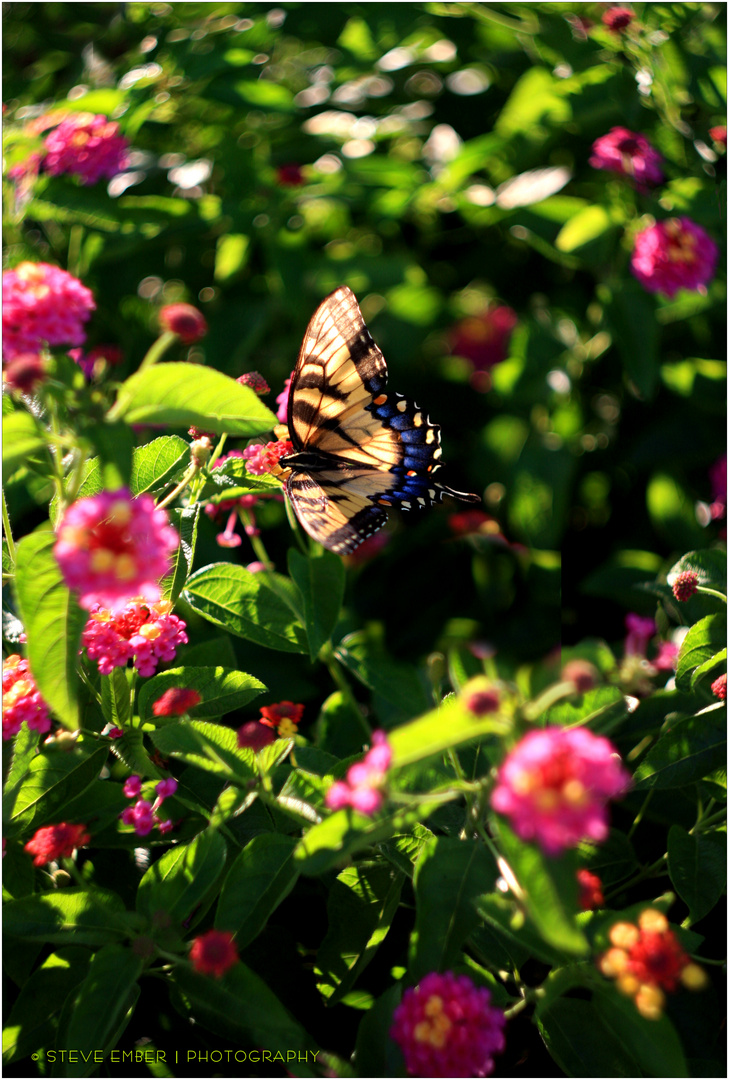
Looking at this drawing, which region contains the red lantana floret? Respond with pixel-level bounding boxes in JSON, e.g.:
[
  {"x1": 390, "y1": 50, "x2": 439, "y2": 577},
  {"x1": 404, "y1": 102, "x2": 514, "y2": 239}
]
[
  {"x1": 709, "y1": 125, "x2": 727, "y2": 146},
  {"x1": 711, "y1": 673, "x2": 727, "y2": 700},
  {"x1": 82, "y1": 599, "x2": 188, "y2": 676},
  {"x1": 602, "y1": 6, "x2": 634, "y2": 32},
  {"x1": 2, "y1": 654, "x2": 51, "y2": 741},
  {"x1": 260, "y1": 701, "x2": 304, "y2": 738},
  {"x1": 189, "y1": 929, "x2": 239, "y2": 978},
  {"x1": 589, "y1": 128, "x2": 663, "y2": 189},
  {"x1": 2, "y1": 261, "x2": 95, "y2": 361},
  {"x1": 672, "y1": 571, "x2": 699, "y2": 602},
  {"x1": 55, "y1": 490, "x2": 179, "y2": 613},
  {"x1": 24, "y1": 822, "x2": 90, "y2": 866},
  {"x1": 390, "y1": 971, "x2": 506, "y2": 1078},
  {"x1": 631, "y1": 217, "x2": 718, "y2": 299},
  {"x1": 577, "y1": 868, "x2": 604, "y2": 910},
  {"x1": 153, "y1": 688, "x2": 201, "y2": 717},
  {"x1": 2, "y1": 353, "x2": 46, "y2": 394},
  {"x1": 237, "y1": 371, "x2": 270, "y2": 395},
  {"x1": 242, "y1": 439, "x2": 294, "y2": 476},
  {"x1": 449, "y1": 305, "x2": 517, "y2": 375},
  {"x1": 159, "y1": 303, "x2": 208, "y2": 344},
  {"x1": 490, "y1": 726, "x2": 631, "y2": 856},
  {"x1": 237, "y1": 720, "x2": 277, "y2": 752}
]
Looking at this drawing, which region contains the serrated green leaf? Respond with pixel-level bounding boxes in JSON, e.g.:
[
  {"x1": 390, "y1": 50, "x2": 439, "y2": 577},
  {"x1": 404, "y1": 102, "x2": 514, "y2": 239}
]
[
  {"x1": 3, "y1": 411, "x2": 49, "y2": 477},
  {"x1": 85, "y1": 421, "x2": 134, "y2": 489},
  {"x1": 215, "y1": 834, "x2": 299, "y2": 948},
  {"x1": 130, "y1": 435, "x2": 190, "y2": 495},
  {"x1": 100, "y1": 668, "x2": 131, "y2": 729},
  {"x1": 633, "y1": 704, "x2": 726, "y2": 789},
  {"x1": 136, "y1": 828, "x2": 227, "y2": 924},
  {"x1": 335, "y1": 631, "x2": 431, "y2": 719},
  {"x1": 13, "y1": 529, "x2": 86, "y2": 730},
  {"x1": 288, "y1": 547, "x2": 345, "y2": 661},
  {"x1": 184, "y1": 563, "x2": 307, "y2": 653},
  {"x1": 60, "y1": 945, "x2": 144, "y2": 1072},
  {"x1": 3, "y1": 744, "x2": 108, "y2": 836},
  {"x1": 409, "y1": 836, "x2": 497, "y2": 980},
  {"x1": 316, "y1": 861, "x2": 403, "y2": 1005},
  {"x1": 150, "y1": 720, "x2": 257, "y2": 785},
  {"x1": 3, "y1": 888, "x2": 129, "y2": 946},
  {"x1": 113, "y1": 362, "x2": 277, "y2": 435},
  {"x1": 387, "y1": 695, "x2": 510, "y2": 768},
  {"x1": 676, "y1": 614, "x2": 727, "y2": 691},
  {"x1": 161, "y1": 503, "x2": 200, "y2": 601},
  {"x1": 138, "y1": 665, "x2": 267, "y2": 723},
  {"x1": 667, "y1": 825, "x2": 727, "y2": 924}
]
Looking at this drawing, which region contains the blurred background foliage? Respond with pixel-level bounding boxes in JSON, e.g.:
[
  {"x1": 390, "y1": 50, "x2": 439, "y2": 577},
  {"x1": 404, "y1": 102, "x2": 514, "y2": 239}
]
[{"x1": 3, "y1": 1, "x2": 726, "y2": 689}]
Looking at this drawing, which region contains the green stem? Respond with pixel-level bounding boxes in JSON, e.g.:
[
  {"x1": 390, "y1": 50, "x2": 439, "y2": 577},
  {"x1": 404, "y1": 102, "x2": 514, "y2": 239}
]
[
  {"x1": 67, "y1": 224, "x2": 84, "y2": 278},
  {"x1": 157, "y1": 463, "x2": 199, "y2": 510},
  {"x1": 627, "y1": 789, "x2": 653, "y2": 840},
  {"x1": 522, "y1": 679, "x2": 576, "y2": 721},
  {"x1": 45, "y1": 395, "x2": 68, "y2": 510},
  {"x1": 604, "y1": 853, "x2": 667, "y2": 900},
  {"x1": 692, "y1": 808, "x2": 727, "y2": 833},
  {"x1": 137, "y1": 330, "x2": 178, "y2": 374},
  {"x1": 320, "y1": 643, "x2": 372, "y2": 740},
  {"x1": 2, "y1": 490, "x2": 16, "y2": 565},
  {"x1": 697, "y1": 585, "x2": 727, "y2": 604},
  {"x1": 240, "y1": 510, "x2": 273, "y2": 567}
]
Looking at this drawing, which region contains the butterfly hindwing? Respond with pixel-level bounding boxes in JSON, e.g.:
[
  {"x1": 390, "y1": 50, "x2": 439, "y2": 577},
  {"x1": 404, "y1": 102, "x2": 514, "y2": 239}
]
[{"x1": 285, "y1": 471, "x2": 388, "y2": 555}]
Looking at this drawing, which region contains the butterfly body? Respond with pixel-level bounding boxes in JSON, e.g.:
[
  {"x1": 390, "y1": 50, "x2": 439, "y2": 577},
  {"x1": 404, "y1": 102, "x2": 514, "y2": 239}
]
[{"x1": 281, "y1": 286, "x2": 480, "y2": 554}]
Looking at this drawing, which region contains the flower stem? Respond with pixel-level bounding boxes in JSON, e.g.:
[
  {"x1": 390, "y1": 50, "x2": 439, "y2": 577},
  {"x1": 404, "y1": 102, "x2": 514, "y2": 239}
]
[
  {"x1": 157, "y1": 463, "x2": 199, "y2": 510},
  {"x1": 137, "y1": 330, "x2": 178, "y2": 373},
  {"x1": 697, "y1": 585, "x2": 727, "y2": 604}
]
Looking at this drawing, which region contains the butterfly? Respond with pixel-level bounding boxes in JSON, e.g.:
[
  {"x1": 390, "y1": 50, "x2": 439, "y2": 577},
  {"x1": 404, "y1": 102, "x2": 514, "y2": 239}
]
[{"x1": 279, "y1": 286, "x2": 481, "y2": 555}]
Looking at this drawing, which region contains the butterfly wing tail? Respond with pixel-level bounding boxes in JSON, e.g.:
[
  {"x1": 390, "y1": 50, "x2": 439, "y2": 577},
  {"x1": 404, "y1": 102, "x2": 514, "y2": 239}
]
[{"x1": 435, "y1": 483, "x2": 481, "y2": 504}]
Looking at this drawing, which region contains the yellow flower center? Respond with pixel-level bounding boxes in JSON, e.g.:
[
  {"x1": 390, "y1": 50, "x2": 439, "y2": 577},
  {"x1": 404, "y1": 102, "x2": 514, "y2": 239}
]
[
  {"x1": 114, "y1": 554, "x2": 138, "y2": 581},
  {"x1": 89, "y1": 548, "x2": 116, "y2": 573},
  {"x1": 413, "y1": 995, "x2": 452, "y2": 1049},
  {"x1": 108, "y1": 500, "x2": 133, "y2": 527},
  {"x1": 138, "y1": 622, "x2": 161, "y2": 641},
  {"x1": 277, "y1": 718, "x2": 299, "y2": 738},
  {"x1": 3, "y1": 679, "x2": 33, "y2": 707}
]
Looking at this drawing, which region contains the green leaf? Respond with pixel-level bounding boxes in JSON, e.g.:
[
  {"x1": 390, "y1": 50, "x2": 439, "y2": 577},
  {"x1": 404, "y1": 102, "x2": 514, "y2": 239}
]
[
  {"x1": 579, "y1": 829, "x2": 639, "y2": 888},
  {"x1": 335, "y1": 631, "x2": 431, "y2": 719},
  {"x1": 136, "y1": 828, "x2": 227, "y2": 924},
  {"x1": 2, "y1": 411, "x2": 49, "y2": 477},
  {"x1": 60, "y1": 945, "x2": 144, "y2": 1072},
  {"x1": 538, "y1": 986, "x2": 688, "y2": 1078},
  {"x1": 130, "y1": 435, "x2": 190, "y2": 495},
  {"x1": 170, "y1": 965, "x2": 317, "y2": 1076},
  {"x1": 184, "y1": 563, "x2": 307, "y2": 653},
  {"x1": 3, "y1": 725, "x2": 40, "y2": 801},
  {"x1": 214, "y1": 233, "x2": 250, "y2": 282},
  {"x1": 215, "y1": 834, "x2": 299, "y2": 948},
  {"x1": 387, "y1": 695, "x2": 510, "y2": 768},
  {"x1": 113, "y1": 362, "x2": 277, "y2": 436},
  {"x1": 603, "y1": 279, "x2": 660, "y2": 398},
  {"x1": 409, "y1": 837, "x2": 497, "y2": 981},
  {"x1": 288, "y1": 547, "x2": 345, "y2": 661},
  {"x1": 633, "y1": 704, "x2": 726, "y2": 789},
  {"x1": 676, "y1": 614, "x2": 727, "y2": 691},
  {"x1": 150, "y1": 720, "x2": 257, "y2": 785},
  {"x1": 647, "y1": 473, "x2": 705, "y2": 551},
  {"x1": 2, "y1": 948, "x2": 91, "y2": 1065},
  {"x1": 495, "y1": 823, "x2": 589, "y2": 956},
  {"x1": 667, "y1": 825, "x2": 726, "y2": 924},
  {"x1": 100, "y1": 668, "x2": 132, "y2": 730},
  {"x1": 555, "y1": 205, "x2": 617, "y2": 266},
  {"x1": 3, "y1": 888, "x2": 129, "y2": 946},
  {"x1": 85, "y1": 421, "x2": 134, "y2": 489},
  {"x1": 3, "y1": 744, "x2": 108, "y2": 836},
  {"x1": 353, "y1": 985, "x2": 404, "y2": 1080},
  {"x1": 161, "y1": 503, "x2": 200, "y2": 602},
  {"x1": 13, "y1": 528, "x2": 86, "y2": 730},
  {"x1": 138, "y1": 665, "x2": 267, "y2": 724},
  {"x1": 316, "y1": 861, "x2": 403, "y2": 1005}
]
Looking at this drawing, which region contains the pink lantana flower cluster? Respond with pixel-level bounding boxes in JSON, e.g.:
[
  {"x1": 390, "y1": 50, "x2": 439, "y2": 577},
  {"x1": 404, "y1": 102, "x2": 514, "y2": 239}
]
[
  {"x1": 68, "y1": 343, "x2": 123, "y2": 378},
  {"x1": 631, "y1": 217, "x2": 719, "y2": 298},
  {"x1": 242, "y1": 439, "x2": 294, "y2": 476},
  {"x1": 190, "y1": 929, "x2": 239, "y2": 978},
  {"x1": 55, "y1": 489, "x2": 179, "y2": 612},
  {"x1": 2, "y1": 654, "x2": 51, "y2": 741},
  {"x1": 205, "y1": 450, "x2": 262, "y2": 549},
  {"x1": 325, "y1": 730, "x2": 393, "y2": 815},
  {"x1": 449, "y1": 304, "x2": 518, "y2": 392},
  {"x1": 121, "y1": 775, "x2": 178, "y2": 837},
  {"x1": 41, "y1": 113, "x2": 129, "y2": 185},
  {"x1": 589, "y1": 127, "x2": 664, "y2": 189},
  {"x1": 2, "y1": 261, "x2": 95, "y2": 361},
  {"x1": 276, "y1": 374, "x2": 293, "y2": 422},
  {"x1": 82, "y1": 599, "x2": 188, "y2": 677},
  {"x1": 490, "y1": 726, "x2": 631, "y2": 855},
  {"x1": 390, "y1": 971, "x2": 506, "y2": 1078}
]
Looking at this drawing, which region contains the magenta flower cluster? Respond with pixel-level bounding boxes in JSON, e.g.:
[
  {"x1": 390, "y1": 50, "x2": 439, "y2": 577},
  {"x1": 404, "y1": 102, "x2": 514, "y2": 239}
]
[
  {"x1": 42, "y1": 113, "x2": 129, "y2": 185},
  {"x1": 589, "y1": 127, "x2": 664, "y2": 189},
  {"x1": 325, "y1": 730, "x2": 393, "y2": 815},
  {"x1": 490, "y1": 726, "x2": 631, "y2": 856},
  {"x1": 390, "y1": 971, "x2": 506, "y2": 1078},
  {"x1": 82, "y1": 599, "x2": 188, "y2": 678},
  {"x1": 2, "y1": 654, "x2": 51, "y2": 741},
  {"x1": 624, "y1": 613, "x2": 656, "y2": 657},
  {"x1": 54, "y1": 489, "x2": 179, "y2": 612},
  {"x1": 121, "y1": 775, "x2": 178, "y2": 837},
  {"x1": 631, "y1": 217, "x2": 719, "y2": 298},
  {"x1": 276, "y1": 374, "x2": 293, "y2": 423},
  {"x1": 2, "y1": 261, "x2": 95, "y2": 361}
]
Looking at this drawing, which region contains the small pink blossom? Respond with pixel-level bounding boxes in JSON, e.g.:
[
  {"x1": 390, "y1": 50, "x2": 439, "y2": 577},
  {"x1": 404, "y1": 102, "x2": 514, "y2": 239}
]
[
  {"x1": 2, "y1": 654, "x2": 51, "y2": 741},
  {"x1": 449, "y1": 305, "x2": 518, "y2": 388},
  {"x1": 590, "y1": 128, "x2": 664, "y2": 189},
  {"x1": 123, "y1": 775, "x2": 142, "y2": 799},
  {"x1": 672, "y1": 571, "x2": 698, "y2": 602},
  {"x1": 624, "y1": 613, "x2": 656, "y2": 657},
  {"x1": 82, "y1": 599, "x2": 188, "y2": 677},
  {"x1": 490, "y1": 726, "x2": 631, "y2": 856},
  {"x1": 2, "y1": 261, "x2": 95, "y2": 361},
  {"x1": 121, "y1": 798, "x2": 156, "y2": 836},
  {"x1": 390, "y1": 971, "x2": 506, "y2": 1078},
  {"x1": 709, "y1": 125, "x2": 727, "y2": 147},
  {"x1": 42, "y1": 113, "x2": 129, "y2": 185},
  {"x1": 68, "y1": 343, "x2": 123, "y2": 378},
  {"x1": 55, "y1": 489, "x2": 179, "y2": 612},
  {"x1": 631, "y1": 218, "x2": 719, "y2": 299},
  {"x1": 242, "y1": 440, "x2": 293, "y2": 476},
  {"x1": 237, "y1": 720, "x2": 277, "y2": 751},
  {"x1": 709, "y1": 453, "x2": 727, "y2": 520},
  {"x1": 652, "y1": 641, "x2": 679, "y2": 672},
  {"x1": 325, "y1": 731, "x2": 392, "y2": 816},
  {"x1": 155, "y1": 777, "x2": 178, "y2": 801},
  {"x1": 276, "y1": 375, "x2": 293, "y2": 422},
  {"x1": 190, "y1": 929, "x2": 239, "y2": 978}
]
